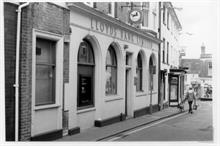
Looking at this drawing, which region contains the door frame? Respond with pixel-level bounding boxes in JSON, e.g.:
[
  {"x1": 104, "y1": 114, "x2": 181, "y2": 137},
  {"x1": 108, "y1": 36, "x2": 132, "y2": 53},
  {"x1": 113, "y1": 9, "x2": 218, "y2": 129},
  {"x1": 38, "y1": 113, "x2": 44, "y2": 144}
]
[
  {"x1": 31, "y1": 29, "x2": 64, "y2": 136},
  {"x1": 168, "y1": 74, "x2": 179, "y2": 107}
]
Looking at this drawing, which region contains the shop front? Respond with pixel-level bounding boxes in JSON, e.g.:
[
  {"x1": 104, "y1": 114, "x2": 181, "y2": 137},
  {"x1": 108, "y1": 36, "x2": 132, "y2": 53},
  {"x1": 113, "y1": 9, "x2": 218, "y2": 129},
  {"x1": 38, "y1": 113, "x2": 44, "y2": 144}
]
[
  {"x1": 168, "y1": 68, "x2": 187, "y2": 107},
  {"x1": 65, "y1": 3, "x2": 161, "y2": 133}
]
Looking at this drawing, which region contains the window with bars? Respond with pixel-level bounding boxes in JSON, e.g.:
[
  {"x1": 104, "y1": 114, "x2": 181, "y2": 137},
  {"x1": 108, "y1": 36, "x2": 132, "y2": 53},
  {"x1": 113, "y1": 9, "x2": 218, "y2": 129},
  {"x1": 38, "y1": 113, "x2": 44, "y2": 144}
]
[{"x1": 208, "y1": 62, "x2": 212, "y2": 68}]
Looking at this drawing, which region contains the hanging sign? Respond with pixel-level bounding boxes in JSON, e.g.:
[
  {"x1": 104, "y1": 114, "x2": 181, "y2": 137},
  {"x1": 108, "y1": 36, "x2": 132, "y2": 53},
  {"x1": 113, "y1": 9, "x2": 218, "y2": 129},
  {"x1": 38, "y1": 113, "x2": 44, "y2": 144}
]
[{"x1": 128, "y1": 9, "x2": 143, "y2": 24}]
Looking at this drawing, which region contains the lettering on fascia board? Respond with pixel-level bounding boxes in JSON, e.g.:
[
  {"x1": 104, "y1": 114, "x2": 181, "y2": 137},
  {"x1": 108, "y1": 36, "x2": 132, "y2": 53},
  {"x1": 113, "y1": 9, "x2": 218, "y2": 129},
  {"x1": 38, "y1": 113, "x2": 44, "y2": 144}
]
[{"x1": 91, "y1": 17, "x2": 153, "y2": 49}]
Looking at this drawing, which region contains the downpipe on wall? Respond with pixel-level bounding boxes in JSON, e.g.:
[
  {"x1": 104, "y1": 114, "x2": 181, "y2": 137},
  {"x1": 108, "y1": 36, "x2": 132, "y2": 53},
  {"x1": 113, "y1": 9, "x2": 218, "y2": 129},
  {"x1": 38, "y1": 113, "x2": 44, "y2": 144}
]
[{"x1": 14, "y1": 2, "x2": 29, "y2": 141}]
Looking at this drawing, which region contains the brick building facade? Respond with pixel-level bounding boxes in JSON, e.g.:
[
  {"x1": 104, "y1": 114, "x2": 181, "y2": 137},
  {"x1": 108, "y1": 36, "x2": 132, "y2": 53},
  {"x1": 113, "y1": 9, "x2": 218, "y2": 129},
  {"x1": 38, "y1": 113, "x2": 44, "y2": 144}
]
[
  {"x1": 4, "y1": 2, "x2": 70, "y2": 141},
  {"x1": 181, "y1": 44, "x2": 212, "y2": 86},
  {"x1": 4, "y1": 2, "x2": 18, "y2": 141}
]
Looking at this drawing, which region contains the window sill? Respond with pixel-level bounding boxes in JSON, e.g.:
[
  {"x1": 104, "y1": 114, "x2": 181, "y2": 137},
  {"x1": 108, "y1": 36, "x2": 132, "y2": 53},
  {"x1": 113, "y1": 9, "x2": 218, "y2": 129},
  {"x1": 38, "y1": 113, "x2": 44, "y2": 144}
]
[
  {"x1": 77, "y1": 107, "x2": 96, "y2": 114},
  {"x1": 34, "y1": 104, "x2": 60, "y2": 111},
  {"x1": 105, "y1": 95, "x2": 123, "y2": 102},
  {"x1": 136, "y1": 91, "x2": 147, "y2": 97},
  {"x1": 148, "y1": 91, "x2": 158, "y2": 95}
]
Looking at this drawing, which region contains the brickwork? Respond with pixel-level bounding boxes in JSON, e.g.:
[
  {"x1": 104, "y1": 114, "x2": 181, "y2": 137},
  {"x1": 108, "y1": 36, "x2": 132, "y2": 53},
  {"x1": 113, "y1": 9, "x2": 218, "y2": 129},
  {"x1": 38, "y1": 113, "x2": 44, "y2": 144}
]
[
  {"x1": 17, "y1": 2, "x2": 70, "y2": 140},
  {"x1": 18, "y1": 4, "x2": 33, "y2": 141},
  {"x1": 4, "y1": 2, "x2": 18, "y2": 141}
]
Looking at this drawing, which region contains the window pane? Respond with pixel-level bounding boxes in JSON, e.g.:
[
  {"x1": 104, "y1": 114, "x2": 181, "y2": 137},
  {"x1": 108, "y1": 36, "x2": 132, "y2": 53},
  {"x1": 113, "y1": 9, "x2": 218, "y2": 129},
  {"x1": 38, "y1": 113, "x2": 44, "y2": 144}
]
[
  {"x1": 36, "y1": 38, "x2": 55, "y2": 106},
  {"x1": 36, "y1": 65, "x2": 55, "y2": 105},
  {"x1": 142, "y1": 9, "x2": 149, "y2": 27},
  {"x1": 142, "y1": 2, "x2": 149, "y2": 8},
  {"x1": 136, "y1": 69, "x2": 142, "y2": 91},
  {"x1": 36, "y1": 38, "x2": 55, "y2": 64},
  {"x1": 77, "y1": 40, "x2": 95, "y2": 109},
  {"x1": 137, "y1": 53, "x2": 142, "y2": 67},
  {"x1": 106, "y1": 67, "x2": 117, "y2": 94},
  {"x1": 106, "y1": 47, "x2": 117, "y2": 66},
  {"x1": 78, "y1": 41, "x2": 94, "y2": 64},
  {"x1": 136, "y1": 53, "x2": 143, "y2": 91},
  {"x1": 106, "y1": 46, "x2": 117, "y2": 95},
  {"x1": 78, "y1": 75, "x2": 93, "y2": 107}
]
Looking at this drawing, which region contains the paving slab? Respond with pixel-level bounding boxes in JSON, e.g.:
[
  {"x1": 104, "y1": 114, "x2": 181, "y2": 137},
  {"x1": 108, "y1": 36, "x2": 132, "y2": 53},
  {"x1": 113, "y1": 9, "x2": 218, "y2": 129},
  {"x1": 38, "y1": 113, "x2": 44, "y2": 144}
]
[{"x1": 57, "y1": 106, "x2": 188, "y2": 141}]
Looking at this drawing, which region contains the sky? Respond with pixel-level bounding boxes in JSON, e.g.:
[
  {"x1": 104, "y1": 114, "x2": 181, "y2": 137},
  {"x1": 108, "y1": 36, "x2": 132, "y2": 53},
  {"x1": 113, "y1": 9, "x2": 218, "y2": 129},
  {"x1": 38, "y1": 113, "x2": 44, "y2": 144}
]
[{"x1": 173, "y1": 0, "x2": 219, "y2": 59}]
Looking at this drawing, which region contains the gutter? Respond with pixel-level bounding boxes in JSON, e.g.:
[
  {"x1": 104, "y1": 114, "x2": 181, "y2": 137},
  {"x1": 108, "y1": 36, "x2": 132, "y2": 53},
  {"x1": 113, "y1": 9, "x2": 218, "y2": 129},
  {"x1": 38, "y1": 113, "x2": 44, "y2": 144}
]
[{"x1": 14, "y1": 2, "x2": 29, "y2": 141}]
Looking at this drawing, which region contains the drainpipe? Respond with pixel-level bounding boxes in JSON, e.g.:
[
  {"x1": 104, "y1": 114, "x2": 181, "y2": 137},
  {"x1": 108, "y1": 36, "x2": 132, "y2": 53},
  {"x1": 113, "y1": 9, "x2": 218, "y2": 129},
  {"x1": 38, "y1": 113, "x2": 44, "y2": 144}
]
[
  {"x1": 14, "y1": 2, "x2": 29, "y2": 141},
  {"x1": 158, "y1": 2, "x2": 162, "y2": 110}
]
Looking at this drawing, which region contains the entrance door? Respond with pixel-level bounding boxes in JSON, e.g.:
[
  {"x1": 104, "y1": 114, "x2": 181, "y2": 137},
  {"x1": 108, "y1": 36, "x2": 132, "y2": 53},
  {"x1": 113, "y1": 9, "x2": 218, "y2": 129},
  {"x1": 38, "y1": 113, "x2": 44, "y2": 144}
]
[{"x1": 169, "y1": 75, "x2": 179, "y2": 107}]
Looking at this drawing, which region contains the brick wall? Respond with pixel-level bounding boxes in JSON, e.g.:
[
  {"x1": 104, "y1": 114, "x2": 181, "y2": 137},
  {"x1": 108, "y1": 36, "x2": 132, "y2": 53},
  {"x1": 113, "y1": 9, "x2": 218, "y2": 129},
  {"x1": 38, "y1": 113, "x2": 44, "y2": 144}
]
[
  {"x1": 4, "y1": 2, "x2": 18, "y2": 141},
  {"x1": 18, "y1": 2, "x2": 70, "y2": 141}
]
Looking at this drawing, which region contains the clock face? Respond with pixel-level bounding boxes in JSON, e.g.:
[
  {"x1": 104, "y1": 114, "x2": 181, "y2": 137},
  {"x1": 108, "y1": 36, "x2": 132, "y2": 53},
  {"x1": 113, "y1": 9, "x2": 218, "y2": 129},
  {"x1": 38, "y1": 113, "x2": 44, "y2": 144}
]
[{"x1": 129, "y1": 10, "x2": 141, "y2": 22}]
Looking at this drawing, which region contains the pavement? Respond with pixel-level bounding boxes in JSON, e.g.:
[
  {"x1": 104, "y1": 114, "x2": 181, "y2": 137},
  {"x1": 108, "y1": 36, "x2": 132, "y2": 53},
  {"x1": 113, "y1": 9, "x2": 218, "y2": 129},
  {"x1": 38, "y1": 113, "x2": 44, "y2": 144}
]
[{"x1": 57, "y1": 103, "x2": 189, "y2": 141}]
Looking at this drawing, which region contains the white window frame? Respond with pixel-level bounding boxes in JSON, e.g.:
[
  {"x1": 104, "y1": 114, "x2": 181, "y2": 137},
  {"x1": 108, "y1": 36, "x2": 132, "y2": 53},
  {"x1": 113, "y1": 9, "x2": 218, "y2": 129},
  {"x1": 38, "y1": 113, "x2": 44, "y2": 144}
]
[
  {"x1": 141, "y1": 2, "x2": 149, "y2": 29},
  {"x1": 32, "y1": 29, "x2": 63, "y2": 110},
  {"x1": 107, "y1": 2, "x2": 115, "y2": 17}
]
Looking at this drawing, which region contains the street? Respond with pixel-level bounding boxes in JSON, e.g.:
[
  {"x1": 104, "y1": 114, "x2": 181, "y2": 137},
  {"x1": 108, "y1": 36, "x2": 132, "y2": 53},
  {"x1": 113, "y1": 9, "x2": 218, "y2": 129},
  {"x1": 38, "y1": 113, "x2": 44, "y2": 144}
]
[{"x1": 114, "y1": 101, "x2": 213, "y2": 141}]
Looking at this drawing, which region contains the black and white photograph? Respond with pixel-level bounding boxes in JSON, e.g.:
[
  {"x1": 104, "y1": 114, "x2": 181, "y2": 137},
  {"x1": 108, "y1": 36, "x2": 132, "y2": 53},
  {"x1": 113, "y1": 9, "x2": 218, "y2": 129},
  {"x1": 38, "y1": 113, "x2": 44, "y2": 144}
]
[{"x1": 0, "y1": 0, "x2": 219, "y2": 145}]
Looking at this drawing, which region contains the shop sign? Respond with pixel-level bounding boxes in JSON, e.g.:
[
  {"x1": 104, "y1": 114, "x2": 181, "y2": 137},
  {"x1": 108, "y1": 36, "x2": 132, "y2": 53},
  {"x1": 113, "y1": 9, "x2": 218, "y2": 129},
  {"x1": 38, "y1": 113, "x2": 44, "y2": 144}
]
[{"x1": 90, "y1": 17, "x2": 153, "y2": 49}]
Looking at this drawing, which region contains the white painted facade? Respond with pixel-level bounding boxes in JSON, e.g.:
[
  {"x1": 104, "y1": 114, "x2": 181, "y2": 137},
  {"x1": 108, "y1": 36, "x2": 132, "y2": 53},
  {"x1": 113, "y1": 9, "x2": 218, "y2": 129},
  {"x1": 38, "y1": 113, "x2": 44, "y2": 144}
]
[
  {"x1": 64, "y1": 3, "x2": 160, "y2": 131},
  {"x1": 159, "y1": 2, "x2": 182, "y2": 104},
  {"x1": 140, "y1": 2, "x2": 159, "y2": 34}
]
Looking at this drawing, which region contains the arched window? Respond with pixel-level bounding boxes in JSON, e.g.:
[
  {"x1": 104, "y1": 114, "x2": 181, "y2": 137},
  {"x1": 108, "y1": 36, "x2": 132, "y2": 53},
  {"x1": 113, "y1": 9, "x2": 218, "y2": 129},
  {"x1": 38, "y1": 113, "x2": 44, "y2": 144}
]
[
  {"x1": 105, "y1": 45, "x2": 117, "y2": 95},
  {"x1": 136, "y1": 53, "x2": 143, "y2": 91},
  {"x1": 77, "y1": 40, "x2": 95, "y2": 109},
  {"x1": 149, "y1": 56, "x2": 154, "y2": 90}
]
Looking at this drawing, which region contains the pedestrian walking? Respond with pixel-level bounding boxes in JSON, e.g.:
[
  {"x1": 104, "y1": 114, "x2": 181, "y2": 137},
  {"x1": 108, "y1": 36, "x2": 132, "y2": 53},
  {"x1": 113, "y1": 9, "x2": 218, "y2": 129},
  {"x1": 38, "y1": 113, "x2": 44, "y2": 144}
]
[{"x1": 183, "y1": 86, "x2": 196, "y2": 114}]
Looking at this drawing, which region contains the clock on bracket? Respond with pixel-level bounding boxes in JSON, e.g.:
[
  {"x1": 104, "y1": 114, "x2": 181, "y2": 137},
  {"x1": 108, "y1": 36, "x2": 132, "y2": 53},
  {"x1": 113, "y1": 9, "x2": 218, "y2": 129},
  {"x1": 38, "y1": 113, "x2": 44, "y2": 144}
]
[{"x1": 129, "y1": 10, "x2": 143, "y2": 24}]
